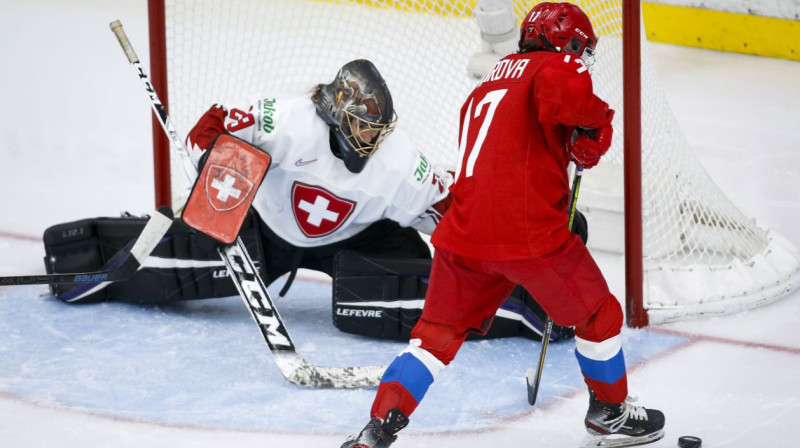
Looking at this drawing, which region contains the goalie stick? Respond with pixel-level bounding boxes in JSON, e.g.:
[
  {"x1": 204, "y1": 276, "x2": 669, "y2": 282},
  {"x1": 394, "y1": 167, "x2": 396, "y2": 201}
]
[
  {"x1": 110, "y1": 20, "x2": 384, "y2": 389},
  {"x1": 0, "y1": 207, "x2": 173, "y2": 288},
  {"x1": 525, "y1": 166, "x2": 583, "y2": 406}
]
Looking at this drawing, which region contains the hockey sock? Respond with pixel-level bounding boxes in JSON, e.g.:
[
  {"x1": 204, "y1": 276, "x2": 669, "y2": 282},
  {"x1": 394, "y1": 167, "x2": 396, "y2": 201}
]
[
  {"x1": 575, "y1": 334, "x2": 628, "y2": 403},
  {"x1": 573, "y1": 294, "x2": 628, "y2": 403},
  {"x1": 371, "y1": 340, "x2": 445, "y2": 419}
]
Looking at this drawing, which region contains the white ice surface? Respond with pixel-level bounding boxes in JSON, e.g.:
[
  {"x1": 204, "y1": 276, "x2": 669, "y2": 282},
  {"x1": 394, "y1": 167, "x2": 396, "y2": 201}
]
[{"x1": 1, "y1": 1, "x2": 800, "y2": 447}]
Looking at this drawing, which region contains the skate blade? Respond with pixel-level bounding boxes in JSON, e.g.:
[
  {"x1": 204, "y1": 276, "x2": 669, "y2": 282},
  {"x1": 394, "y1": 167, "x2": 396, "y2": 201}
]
[{"x1": 580, "y1": 429, "x2": 665, "y2": 448}]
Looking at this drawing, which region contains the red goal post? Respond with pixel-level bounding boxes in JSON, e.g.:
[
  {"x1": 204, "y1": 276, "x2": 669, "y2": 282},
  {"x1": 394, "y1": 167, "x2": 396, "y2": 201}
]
[
  {"x1": 146, "y1": 0, "x2": 800, "y2": 328},
  {"x1": 147, "y1": 0, "x2": 170, "y2": 211},
  {"x1": 622, "y1": 0, "x2": 644, "y2": 326}
]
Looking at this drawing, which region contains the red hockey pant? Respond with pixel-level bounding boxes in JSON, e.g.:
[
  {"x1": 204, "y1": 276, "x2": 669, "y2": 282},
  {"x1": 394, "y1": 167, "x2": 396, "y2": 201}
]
[{"x1": 370, "y1": 234, "x2": 627, "y2": 419}]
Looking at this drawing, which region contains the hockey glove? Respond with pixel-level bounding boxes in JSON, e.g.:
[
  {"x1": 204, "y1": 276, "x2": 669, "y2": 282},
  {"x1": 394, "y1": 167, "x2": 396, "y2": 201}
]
[
  {"x1": 569, "y1": 110, "x2": 615, "y2": 169},
  {"x1": 186, "y1": 104, "x2": 228, "y2": 151}
]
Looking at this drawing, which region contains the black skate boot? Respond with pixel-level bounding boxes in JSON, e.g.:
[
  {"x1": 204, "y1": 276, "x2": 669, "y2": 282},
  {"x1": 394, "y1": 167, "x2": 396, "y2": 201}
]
[
  {"x1": 581, "y1": 391, "x2": 665, "y2": 447},
  {"x1": 341, "y1": 408, "x2": 409, "y2": 448}
]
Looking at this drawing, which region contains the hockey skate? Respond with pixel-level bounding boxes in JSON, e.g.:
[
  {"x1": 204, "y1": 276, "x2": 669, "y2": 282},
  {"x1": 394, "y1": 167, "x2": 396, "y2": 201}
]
[
  {"x1": 341, "y1": 409, "x2": 409, "y2": 448},
  {"x1": 581, "y1": 391, "x2": 665, "y2": 448}
]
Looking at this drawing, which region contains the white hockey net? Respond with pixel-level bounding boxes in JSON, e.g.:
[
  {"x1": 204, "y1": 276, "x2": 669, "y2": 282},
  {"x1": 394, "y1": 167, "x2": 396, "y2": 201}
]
[{"x1": 159, "y1": 0, "x2": 799, "y2": 325}]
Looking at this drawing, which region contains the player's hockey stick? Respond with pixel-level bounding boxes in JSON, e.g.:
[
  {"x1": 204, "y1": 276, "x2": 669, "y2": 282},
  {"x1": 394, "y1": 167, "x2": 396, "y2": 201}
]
[
  {"x1": 0, "y1": 207, "x2": 173, "y2": 287},
  {"x1": 525, "y1": 166, "x2": 583, "y2": 405},
  {"x1": 110, "y1": 20, "x2": 384, "y2": 388}
]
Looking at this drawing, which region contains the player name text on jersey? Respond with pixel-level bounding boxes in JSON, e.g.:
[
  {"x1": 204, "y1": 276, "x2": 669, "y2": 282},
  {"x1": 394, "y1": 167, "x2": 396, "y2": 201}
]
[{"x1": 481, "y1": 58, "x2": 530, "y2": 84}]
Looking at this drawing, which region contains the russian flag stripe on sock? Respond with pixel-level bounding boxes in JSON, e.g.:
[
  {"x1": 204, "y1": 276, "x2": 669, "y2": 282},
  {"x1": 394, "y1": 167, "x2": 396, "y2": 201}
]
[
  {"x1": 380, "y1": 343, "x2": 443, "y2": 404},
  {"x1": 574, "y1": 335, "x2": 626, "y2": 384},
  {"x1": 576, "y1": 349, "x2": 626, "y2": 384},
  {"x1": 575, "y1": 335, "x2": 622, "y2": 360}
]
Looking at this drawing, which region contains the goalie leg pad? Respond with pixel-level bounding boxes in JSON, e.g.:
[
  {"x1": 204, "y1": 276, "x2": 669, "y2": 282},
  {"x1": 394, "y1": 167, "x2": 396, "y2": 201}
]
[
  {"x1": 332, "y1": 251, "x2": 574, "y2": 341},
  {"x1": 332, "y1": 251, "x2": 433, "y2": 340},
  {"x1": 43, "y1": 211, "x2": 264, "y2": 303}
]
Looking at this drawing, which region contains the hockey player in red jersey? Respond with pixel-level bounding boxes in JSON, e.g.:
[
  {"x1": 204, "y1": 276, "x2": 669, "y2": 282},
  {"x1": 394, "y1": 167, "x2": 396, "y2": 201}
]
[{"x1": 341, "y1": 3, "x2": 665, "y2": 448}]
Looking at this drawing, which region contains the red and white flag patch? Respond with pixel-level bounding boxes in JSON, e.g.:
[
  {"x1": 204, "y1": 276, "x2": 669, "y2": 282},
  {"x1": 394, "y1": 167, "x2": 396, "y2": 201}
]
[
  {"x1": 183, "y1": 134, "x2": 271, "y2": 244},
  {"x1": 291, "y1": 182, "x2": 355, "y2": 238},
  {"x1": 204, "y1": 165, "x2": 254, "y2": 212}
]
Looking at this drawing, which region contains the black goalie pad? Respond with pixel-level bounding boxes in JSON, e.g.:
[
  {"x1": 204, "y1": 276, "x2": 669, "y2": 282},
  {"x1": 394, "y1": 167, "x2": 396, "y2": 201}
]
[
  {"x1": 42, "y1": 211, "x2": 264, "y2": 304},
  {"x1": 332, "y1": 251, "x2": 574, "y2": 342}
]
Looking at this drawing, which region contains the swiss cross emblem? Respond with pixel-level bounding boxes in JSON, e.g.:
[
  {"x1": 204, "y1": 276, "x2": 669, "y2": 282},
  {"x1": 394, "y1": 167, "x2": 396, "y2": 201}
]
[
  {"x1": 205, "y1": 164, "x2": 255, "y2": 212},
  {"x1": 291, "y1": 182, "x2": 356, "y2": 237}
]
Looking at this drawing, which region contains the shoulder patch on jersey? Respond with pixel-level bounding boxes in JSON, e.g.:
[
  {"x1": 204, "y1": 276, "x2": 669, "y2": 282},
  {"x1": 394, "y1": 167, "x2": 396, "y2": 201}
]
[
  {"x1": 258, "y1": 98, "x2": 278, "y2": 134},
  {"x1": 412, "y1": 152, "x2": 432, "y2": 184}
]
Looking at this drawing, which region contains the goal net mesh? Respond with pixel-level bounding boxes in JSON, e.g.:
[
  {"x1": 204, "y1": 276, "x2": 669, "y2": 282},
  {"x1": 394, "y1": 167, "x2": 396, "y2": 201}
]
[{"x1": 160, "y1": 0, "x2": 799, "y2": 324}]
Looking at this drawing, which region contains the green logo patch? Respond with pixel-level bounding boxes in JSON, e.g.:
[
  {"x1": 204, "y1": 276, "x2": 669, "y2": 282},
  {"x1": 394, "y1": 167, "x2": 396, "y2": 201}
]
[
  {"x1": 414, "y1": 152, "x2": 431, "y2": 183},
  {"x1": 262, "y1": 98, "x2": 277, "y2": 134}
]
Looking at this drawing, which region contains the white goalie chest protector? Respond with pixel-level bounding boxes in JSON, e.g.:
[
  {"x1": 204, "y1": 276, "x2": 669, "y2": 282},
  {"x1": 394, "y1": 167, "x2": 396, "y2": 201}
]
[{"x1": 207, "y1": 95, "x2": 451, "y2": 248}]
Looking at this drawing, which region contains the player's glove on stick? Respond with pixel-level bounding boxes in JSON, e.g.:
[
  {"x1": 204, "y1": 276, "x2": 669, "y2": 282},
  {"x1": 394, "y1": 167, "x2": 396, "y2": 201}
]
[{"x1": 569, "y1": 109, "x2": 615, "y2": 169}]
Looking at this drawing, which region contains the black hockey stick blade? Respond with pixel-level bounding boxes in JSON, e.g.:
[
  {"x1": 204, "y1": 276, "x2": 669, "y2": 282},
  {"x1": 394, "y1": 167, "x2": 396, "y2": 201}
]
[
  {"x1": 525, "y1": 369, "x2": 538, "y2": 405},
  {"x1": 0, "y1": 206, "x2": 173, "y2": 287}
]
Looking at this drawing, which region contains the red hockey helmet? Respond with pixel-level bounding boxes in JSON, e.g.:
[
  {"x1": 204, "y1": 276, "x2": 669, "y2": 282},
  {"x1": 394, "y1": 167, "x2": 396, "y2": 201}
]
[{"x1": 519, "y1": 2, "x2": 598, "y2": 65}]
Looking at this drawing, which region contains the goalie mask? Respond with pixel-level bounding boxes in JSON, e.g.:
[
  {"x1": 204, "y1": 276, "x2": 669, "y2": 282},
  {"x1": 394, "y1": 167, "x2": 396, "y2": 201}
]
[
  {"x1": 518, "y1": 2, "x2": 598, "y2": 71},
  {"x1": 315, "y1": 59, "x2": 396, "y2": 173}
]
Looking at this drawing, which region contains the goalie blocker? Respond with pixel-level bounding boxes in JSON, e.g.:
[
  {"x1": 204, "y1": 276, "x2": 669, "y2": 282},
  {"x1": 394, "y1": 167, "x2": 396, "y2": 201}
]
[{"x1": 182, "y1": 133, "x2": 271, "y2": 244}]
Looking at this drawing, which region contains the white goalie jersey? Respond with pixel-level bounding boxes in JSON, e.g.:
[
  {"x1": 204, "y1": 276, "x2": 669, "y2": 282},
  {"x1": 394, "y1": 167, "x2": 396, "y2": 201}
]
[{"x1": 187, "y1": 96, "x2": 453, "y2": 248}]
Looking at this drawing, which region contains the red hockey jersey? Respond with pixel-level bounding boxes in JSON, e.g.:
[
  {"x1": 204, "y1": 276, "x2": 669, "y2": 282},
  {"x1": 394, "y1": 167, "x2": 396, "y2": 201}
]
[{"x1": 432, "y1": 51, "x2": 612, "y2": 260}]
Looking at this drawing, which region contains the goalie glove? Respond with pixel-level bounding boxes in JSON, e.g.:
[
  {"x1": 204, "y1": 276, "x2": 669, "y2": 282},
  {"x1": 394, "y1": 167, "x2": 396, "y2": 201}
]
[
  {"x1": 568, "y1": 109, "x2": 615, "y2": 169},
  {"x1": 186, "y1": 104, "x2": 228, "y2": 150}
]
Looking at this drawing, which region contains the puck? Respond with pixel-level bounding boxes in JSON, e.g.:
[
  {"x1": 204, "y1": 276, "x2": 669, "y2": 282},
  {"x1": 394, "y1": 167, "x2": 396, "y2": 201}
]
[{"x1": 678, "y1": 435, "x2": 702, "y2": 448}]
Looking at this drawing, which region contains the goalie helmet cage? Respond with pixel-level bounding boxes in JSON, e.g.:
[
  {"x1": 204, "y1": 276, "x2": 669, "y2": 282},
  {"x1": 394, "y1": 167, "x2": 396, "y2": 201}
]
[{"x1": 147, "y1": 0, "x2": 800, "y2": 327}]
